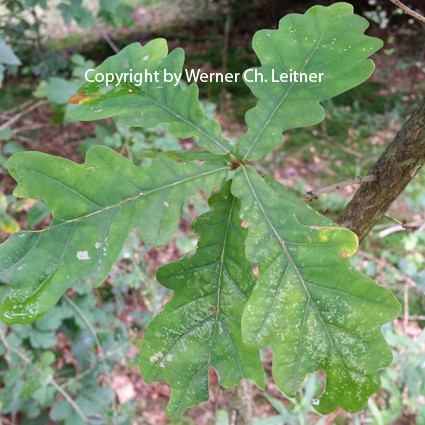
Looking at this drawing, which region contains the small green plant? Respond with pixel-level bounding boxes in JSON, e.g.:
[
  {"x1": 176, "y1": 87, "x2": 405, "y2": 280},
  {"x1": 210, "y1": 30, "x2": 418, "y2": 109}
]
[
  {"x1": 0, "y1": 36, "x2": 21, "y2": 87},
  {"x1": 0, "y1": 0, "x2": 133, "y2": 82},
  {"x1": 0, "y1": 281, "x2": 134, "y2": 424},
  {"x1": 0, "y1": 3, "x2": 401, "y2": 420}
]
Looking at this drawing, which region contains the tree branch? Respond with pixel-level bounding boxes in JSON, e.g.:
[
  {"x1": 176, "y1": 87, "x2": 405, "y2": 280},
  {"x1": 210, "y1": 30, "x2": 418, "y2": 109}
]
[
  {"x1": 222, "y1": 380, "x2": 253, "y2": 425},
  {"x1": 338, "y1": 97, "x2": 425, "y2": 242},
  {"x1": 0, "y1": 100, "x2": 48, "y2": 133},
  {"x1": 378, "y1": 215, "x2": 423, "y2": 236},
  {"x1": 378, "y1": 223, "x2": 424, "y2": 238},
  {"x1": 401, "y1": 314, "x2": 425, "y2": 321},
  {"x1": 388, "y1": 0, "x2": 425, "y2": 24},
  {"x1": 301, "y1": 175, "x2": 376, "y2": 202},
  {"x1": 98, "y1": 27, "x2": 120, "y2": 54}
]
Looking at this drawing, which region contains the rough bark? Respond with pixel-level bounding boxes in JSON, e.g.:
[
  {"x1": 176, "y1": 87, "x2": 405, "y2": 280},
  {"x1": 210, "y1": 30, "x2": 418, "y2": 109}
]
[
  {"x1": 338, "y1": 97, "x2": 425, "y2": 241},
  {"x1": 222, "y1": 380, "x2": 252, "y2": 425}
]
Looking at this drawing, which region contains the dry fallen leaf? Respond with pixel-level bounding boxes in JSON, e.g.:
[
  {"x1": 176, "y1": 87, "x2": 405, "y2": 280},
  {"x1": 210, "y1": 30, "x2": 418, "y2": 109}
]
[{"x1": 112, "y1": 375, "x2": 136, "y2": 403}]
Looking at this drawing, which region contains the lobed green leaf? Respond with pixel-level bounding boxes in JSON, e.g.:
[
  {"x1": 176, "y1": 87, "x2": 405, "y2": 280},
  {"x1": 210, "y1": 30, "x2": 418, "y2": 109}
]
[
  {"x1": 238, "y1": 2, "x2": 383, "y2": 161},
  {"x1": 68, "y1": 41, "x2": 234, "y2": 156},
  {"x1": 231, "y1": 166, "x2": 400, "y2": 413},
  {"x1": 0, "y1": 146, "x2": 228, "y2": 323},
  {"x1": 140, "y1": 182, "x2": 264, "y2": 419}
]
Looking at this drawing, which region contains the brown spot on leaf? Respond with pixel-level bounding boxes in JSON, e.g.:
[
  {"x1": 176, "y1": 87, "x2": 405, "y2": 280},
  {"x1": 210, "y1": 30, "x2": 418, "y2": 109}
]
[
  {"x1": 163, "y1": 201, "x2": 169, "y2": 208},
  {"x1": 68, "y1": 92, "x2": 87, "y2": 104},
  {"x1": 241, "y1": 220, "x2": 249, "y2": 229},
  {"x1": 341, "y1": 250, "x2": 347, "y2": 258},
  {"x1": 68, "y1": 91, "x2": 100, "y2": 104}
]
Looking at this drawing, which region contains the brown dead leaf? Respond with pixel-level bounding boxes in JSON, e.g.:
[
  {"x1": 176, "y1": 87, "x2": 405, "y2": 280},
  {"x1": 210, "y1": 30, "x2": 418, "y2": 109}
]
[{"x1": 112, "y1": 375, "x2": 136, "y2": 403}]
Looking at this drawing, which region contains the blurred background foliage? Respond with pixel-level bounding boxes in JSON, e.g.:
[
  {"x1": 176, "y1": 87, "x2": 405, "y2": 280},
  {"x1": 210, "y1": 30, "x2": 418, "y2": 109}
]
[{"x1": 0, "y1": 0, "x2": 424, "y2": 424}]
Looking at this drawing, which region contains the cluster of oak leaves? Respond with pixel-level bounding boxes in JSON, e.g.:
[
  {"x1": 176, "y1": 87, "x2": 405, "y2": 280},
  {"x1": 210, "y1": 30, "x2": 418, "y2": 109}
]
[{"x1": 0, "y1": 3, "x2": 401, "y2": 420}]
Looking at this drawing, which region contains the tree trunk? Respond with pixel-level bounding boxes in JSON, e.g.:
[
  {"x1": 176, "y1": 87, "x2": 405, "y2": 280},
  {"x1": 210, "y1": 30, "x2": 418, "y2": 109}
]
[
  {"x1": 222, "y1": 380, "x2": 253, "y2": 425},
  {"x1": 338, "y1": 97, "x2": 425, "y2": 241}
]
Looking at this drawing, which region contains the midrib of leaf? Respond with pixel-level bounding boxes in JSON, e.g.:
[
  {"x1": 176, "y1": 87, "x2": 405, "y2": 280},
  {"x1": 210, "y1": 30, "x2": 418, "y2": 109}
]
[
  {"x1": 152, "y1": 197, "x2": 238, "y2": 373},
  {"x1": 91, "y1": 208, "x2": 118, "y2": 280},
  {"x1": 1, "y1": 164, "x2": 228, "y2": 286},
  {"x1": 174, "y1": 195, "x2": 242, "y2": 414},
  {"x1": 122, "y1": 82, "x2": 232, "y2": 156},
  {"x1": 241, "y1": 166, "x2": 358, "y2": 388},
  {"x1": 29, "y1": 165, "x2": 228, "y2": 225},
  {"x1": 207, "y1": 195, "x2": 234, "y2": 360},
  {"x1": 242, "y1": 20, "x2": 331, "y2": 161}
]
